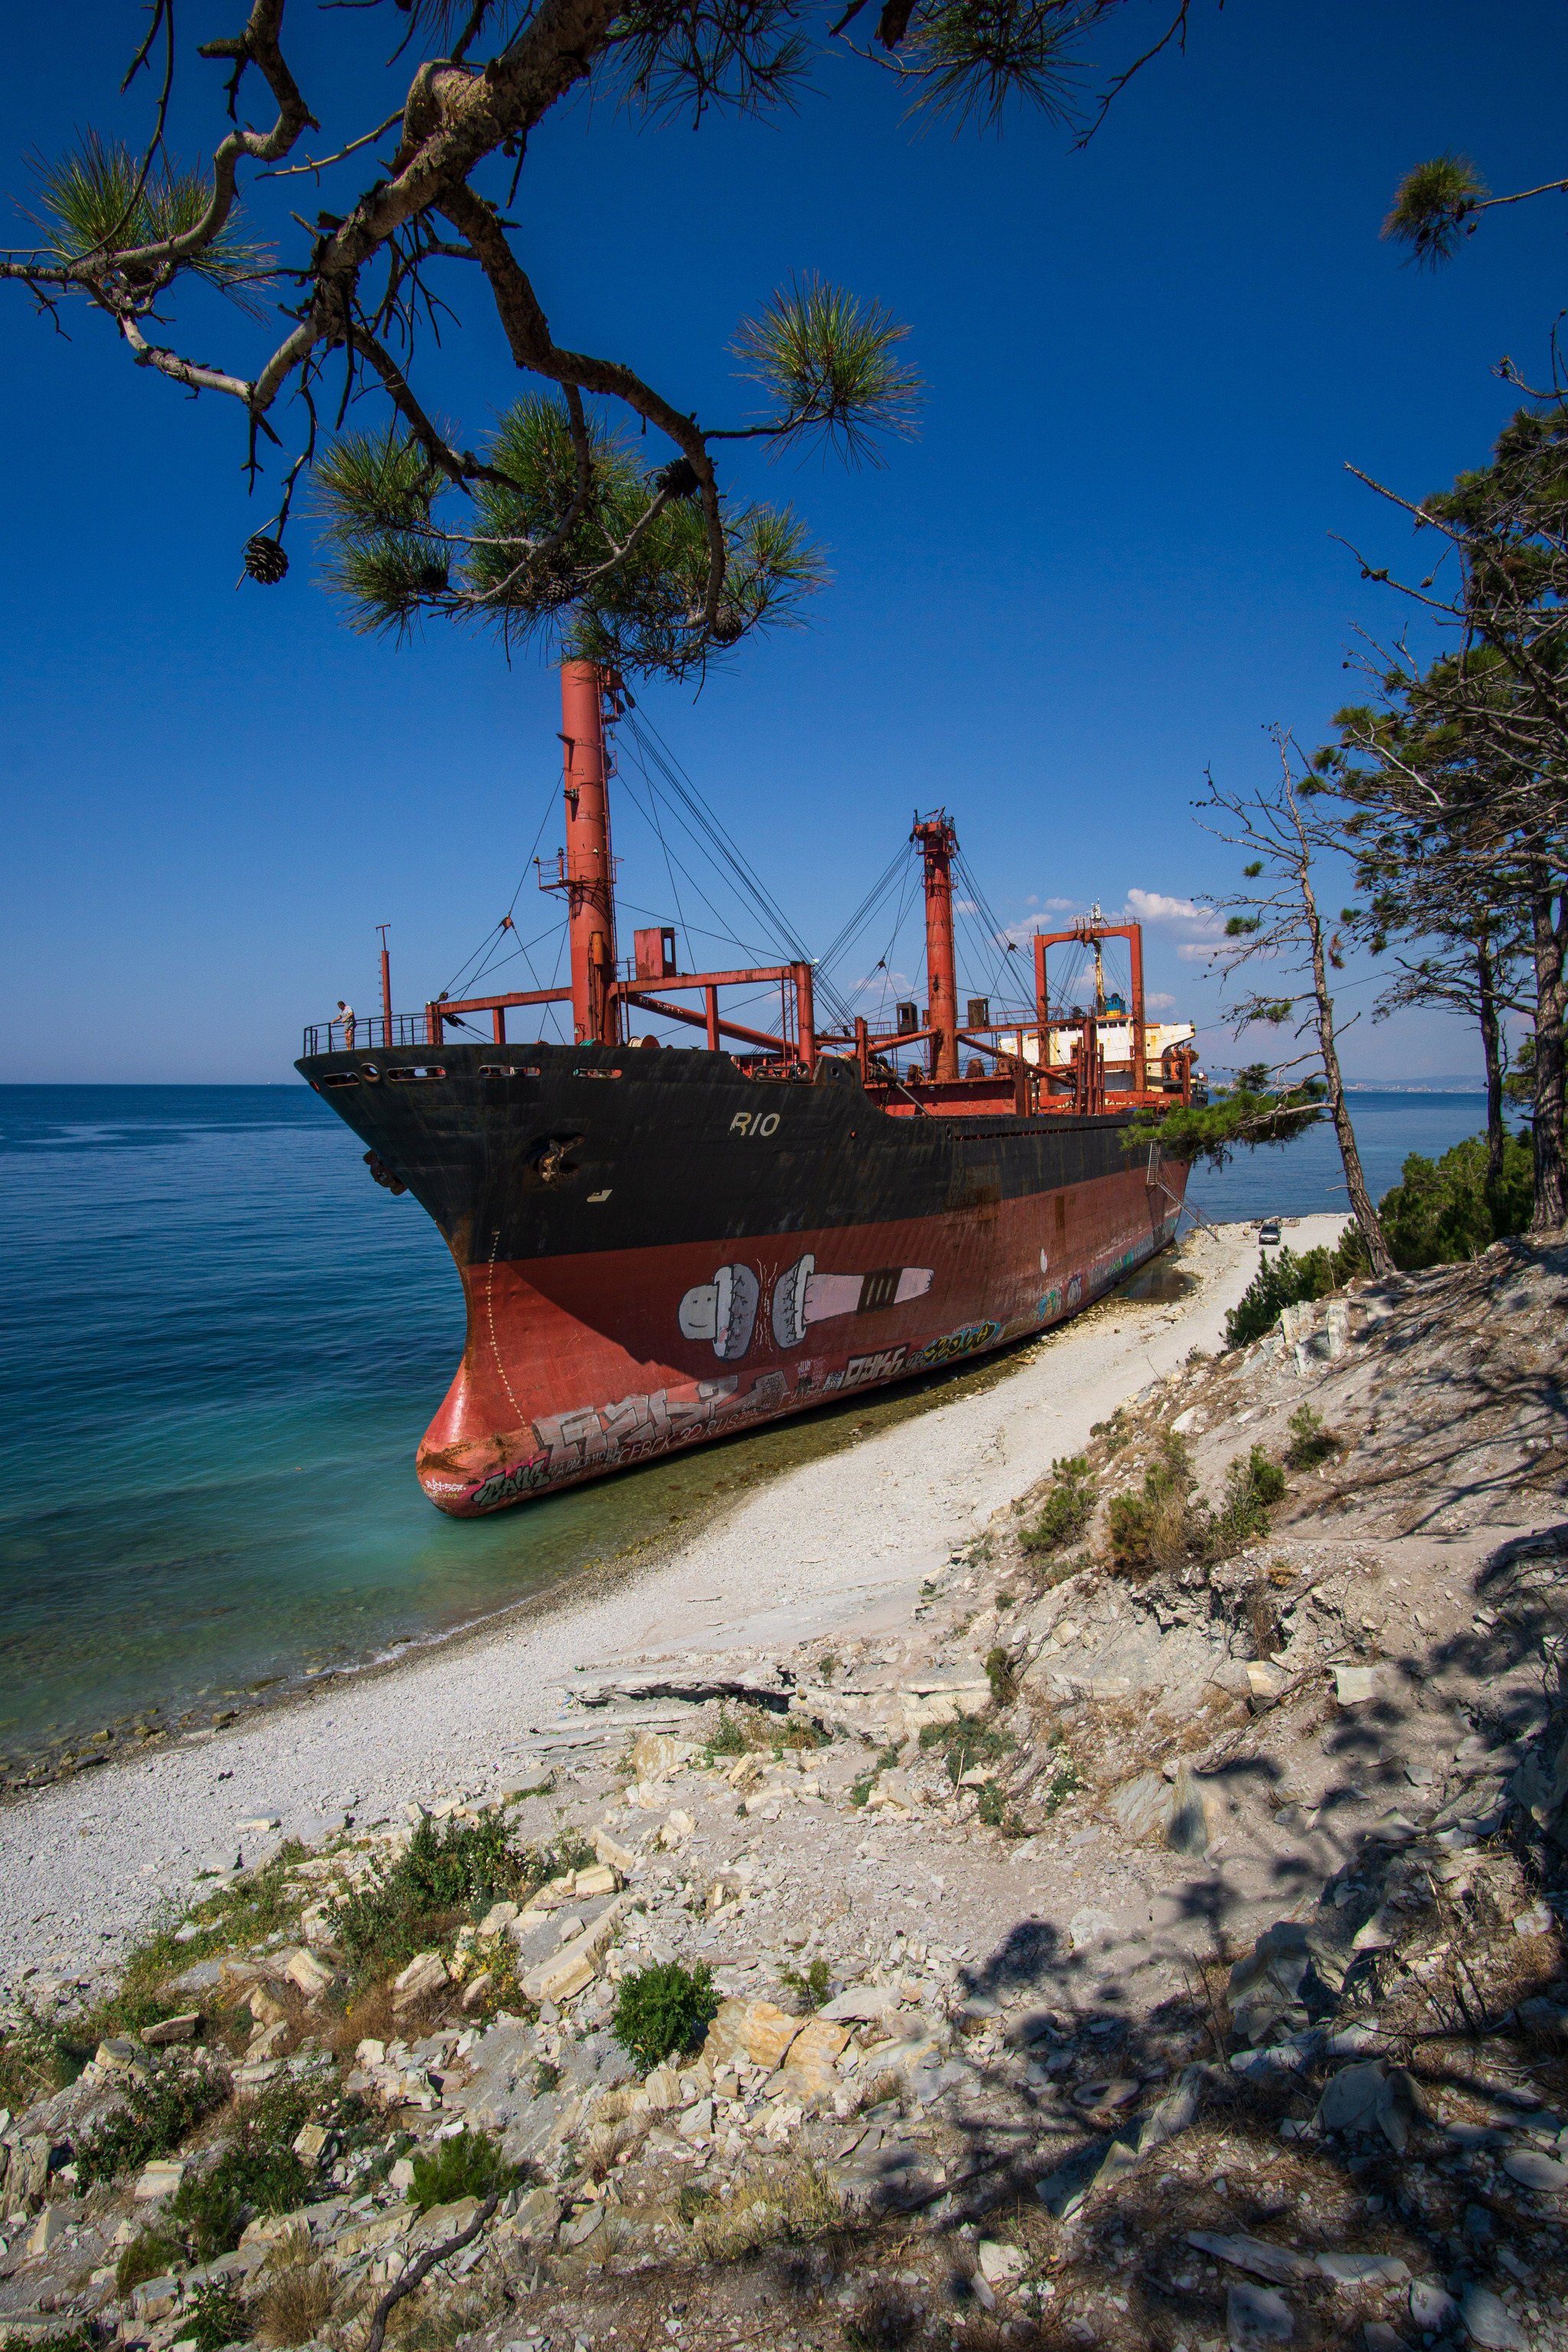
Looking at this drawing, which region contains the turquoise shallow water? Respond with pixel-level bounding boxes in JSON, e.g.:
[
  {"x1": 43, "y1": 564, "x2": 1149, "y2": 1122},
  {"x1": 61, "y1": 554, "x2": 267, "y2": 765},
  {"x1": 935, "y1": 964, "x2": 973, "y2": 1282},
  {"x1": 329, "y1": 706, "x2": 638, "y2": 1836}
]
[{"x1": 0, "y1": 1084, "x2": 1492, "y2": 1762}]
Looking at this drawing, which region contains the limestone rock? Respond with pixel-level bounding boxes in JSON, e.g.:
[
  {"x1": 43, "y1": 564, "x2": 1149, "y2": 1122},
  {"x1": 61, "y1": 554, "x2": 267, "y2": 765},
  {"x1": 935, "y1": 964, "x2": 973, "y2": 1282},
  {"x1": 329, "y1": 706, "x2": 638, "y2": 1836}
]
[
  {"x1": 818, "y1": 1984, "x2": 897, "y2": 2024},
  {"x1": 392, "y1": 1951, "x2": 449, "y2": 2012},
  {"x1": 134, "y1": 2158, "x2": 186, "y2": 2202},
  {"x1": 286, "y1": 1949, "x2": 335, "y2": 2001},
  {"x1": 703, "y1": 1998, "x2": 803, "y2": 2073},
  {"x1": 1314, "y1": 2060, "x2": 1426, "y2": 2154},
  {"x1": 27, "y1": 2205, "x2": 69, "y2": 2256},
  {"x1": 1227, "y1": 2280, "x2": 1293, "y2": 2344},
  {"x1": 1166, "y1": 1762, "x2": 1217, "y2": 1855},
  {"x1": 1110, "y1": 1771, "x2": 1173, "y2": 1841},
  {"x1": 782, "y1": 2017, "x2": 850, "y2": 2101},
  {"x1": 1503, "y1": 2145, "x2": 1568, "y2": 2191},
  {"x1": 977, "y1": 2239, "x2": 1026, "y2": 2285},
  {"x1": 142, "y1": 2014, "x2": 201, "y2": 2047},
  {"x1": 292, "y1": 2122, "x2": 330, "y2": 2167},
  {"x1": 522, "y1": 1945, "x2": 595, "y2": 2005},
  {"x1": 591, "y1": 1825, "x2": 639, "y2": 1872},
  {"x1": 1315, "y1": 2252, "x2": 1408, "y2": 2288},
  {"x1": 1186, "y1": 2231, "x2": 1315, "y2": 2286},
  {"x1": 560, "y1": 2201, "x2": 604, "y2": 2249},
  {"x1": 413, "y1": 2194, "x2": 480, "y2": 2245},
  {"x1": 1409, "y1": 2278, "x2": 1459, "y2": 2334},
  {"x1": 632, "y1": 1730, "x2": 695, "y2": 1782},
  {"x1": 1459, "y1": 2283, "x2": 1527, "y2": 2350},
  {"x1": 510, "y1": 2184, "x2": 560, "y2": 2245}
]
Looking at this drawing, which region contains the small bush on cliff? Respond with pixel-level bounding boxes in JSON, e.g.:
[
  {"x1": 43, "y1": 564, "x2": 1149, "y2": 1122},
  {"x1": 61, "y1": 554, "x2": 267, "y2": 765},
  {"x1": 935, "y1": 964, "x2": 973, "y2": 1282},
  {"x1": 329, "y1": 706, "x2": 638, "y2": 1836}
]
[
  {"x1": 1223, "y1": 1225, "x2": 1368, "y2": 1349},
  {"x1": 1021, "y1": 1456, "x2": 1094, "y2": 1554},
  {"x1": 1285, "y1": 1403, "x2": 1341, "y2": 1468},
  {"x1": 408, "y1": 2126, "x2": 517, "y2": 2213},
  {"x1": 1106, "y1": 1428, "x2": 1197, "y2": 1573},
  {"x1": 330, "y1": 1811, "x2": 528, "y2": 1988},
  {"x1": 115, "y1": 2229, "x2": 181, "y2": 2298},
  {"x1": 76, "y1": 2063, "x2": 227, "y2": 2187},
  {"x1": 1378, "y1": 1129, "x2": 1534, "y2": 1269},
  {"x1": 919, "y1": 1711, "x2": 1013, "y2": 1786},
  {"x1": 187, "y1": 2279, "x2": 250, "y2": 2352},
  {"x1": 1209, "y1": 1446, "x2": 1288, "y2": 1553},
  {"x1": 612, "y1": 1961, "x2": 718, "y2": 2073},
  {"x1": 168, "y1": 2081, "x2": 315, "y2": 2258}
]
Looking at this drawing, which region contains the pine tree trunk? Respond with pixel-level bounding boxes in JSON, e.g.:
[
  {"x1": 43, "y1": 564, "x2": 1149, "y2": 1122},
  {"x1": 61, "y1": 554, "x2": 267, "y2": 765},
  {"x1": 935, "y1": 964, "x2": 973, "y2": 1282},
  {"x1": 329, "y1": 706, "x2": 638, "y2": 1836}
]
[
  {"x1": 1302, "y1": 866, "x2": 1396, "y2": 1276},
  {"x1": 1529, "y1": 874, "x2": 1567, "y2": 1233},
  {"x1": 1477, "y1": 936, "x2": 1504, "y2": 1187}
]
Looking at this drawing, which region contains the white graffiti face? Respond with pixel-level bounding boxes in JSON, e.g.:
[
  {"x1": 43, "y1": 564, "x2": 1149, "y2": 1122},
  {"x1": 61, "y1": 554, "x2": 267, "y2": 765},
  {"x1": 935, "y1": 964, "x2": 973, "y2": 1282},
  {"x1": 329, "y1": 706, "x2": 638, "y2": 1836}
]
[
  {"x1": 678, "y1": 1261, "x2": 760, "y2": 1360},
  {"x1": 771, "y1": 1252, "x2": 815, "y2": 1348},
  {"x1": 770, "y1": 1256, "x2": 932, "y2": 1349}
]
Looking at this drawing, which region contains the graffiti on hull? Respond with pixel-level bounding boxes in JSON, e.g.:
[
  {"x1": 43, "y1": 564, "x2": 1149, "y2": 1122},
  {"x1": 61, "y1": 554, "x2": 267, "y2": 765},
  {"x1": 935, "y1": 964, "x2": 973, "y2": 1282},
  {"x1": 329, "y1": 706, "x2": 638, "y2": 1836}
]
[
  {"x1": 678, "y1": 1255, "x2": 933, "y2": 1362},
  {"x1": 905, "y1": 1319, "x2": 1002, "y2": 1373},
  {"x1": 445, "y1": 1366, "x2": 805, "y2": 1510},
  {"x1": 822, "y1": 1344, "x2": 908, "y2": 1393}
]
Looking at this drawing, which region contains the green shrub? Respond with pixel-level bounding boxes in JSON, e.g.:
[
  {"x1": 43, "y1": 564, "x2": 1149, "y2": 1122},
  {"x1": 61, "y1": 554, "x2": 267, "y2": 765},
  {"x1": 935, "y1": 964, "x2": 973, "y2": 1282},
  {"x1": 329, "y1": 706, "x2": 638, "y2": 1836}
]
[
  {"x1": 703, "y1": 1704, "x2": 820, "y2": 1766},
  {"x1": 976, "y1": 1783, "x2": 1027, "y2": 1836},
  {"x1": 1377, "y1": 1128, "x2": 1534, "y2": 1269},
  {"x1": 187, "y1": 2278, "x2": 250, "y2": 2352},
  {"x1": 703, "y1": 1707, "x2": 747, "y2": 1759},
  {"x1": 918, "y1": 1712, "x2": 1013, "y2": 1787},
  {"x1": 1040, "y1": 1746, "x2": 1082, "y2": 1815},
  {"x1": 1223, "y1": 1225, "x2": 1367, "y2": 1349},
  {"x1": 984, "y1": 1646, "x2": 1018, "y2": 1706},
  {"x1": 329, "y1": 1811, "x2": 527, "y2": 1988},
  {"x1": 1106, "y1": 1429, "x2": 1196, "y2": 1573},
  {"x1": 610, "y1": 1961, "x2": 718, "y2": 2073},
  {"x1": 166, "y1": 2080, "x2": 315, "y2": 2259},
  {"x1": 1210, "y1": 1445, "x2": 1287, "y2": 1553},
  {"x1": 408, "y1": 2126, "x2": 517, "y2": 2213},
  {"x1": 779, "y1": 1957, "x2": 831, "y2": 2009},
  {"x1": 849, "y1": 1741, "x2": 900, "y2": 1807},
  {"x1": 115, "y1": 2228, "x2": 181, "y2": 2297},
  {"x1": 1021, "y1": 1456, "x2": 1094, "y2": 1554},
  {"x1": 1285, "y1": 1404, "x2": 1341, "y2": 1468},
  {"x1": 75, "y1": 2063, "x2": 227, "y2": 2188}
]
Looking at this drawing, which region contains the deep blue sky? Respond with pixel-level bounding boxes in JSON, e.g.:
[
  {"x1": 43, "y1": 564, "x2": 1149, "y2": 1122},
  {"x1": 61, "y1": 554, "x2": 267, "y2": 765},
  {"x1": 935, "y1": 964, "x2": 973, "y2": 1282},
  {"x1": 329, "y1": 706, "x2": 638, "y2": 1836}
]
[{"x1": 2, "y1": 0, "x2": 1563, "y2": 1082}]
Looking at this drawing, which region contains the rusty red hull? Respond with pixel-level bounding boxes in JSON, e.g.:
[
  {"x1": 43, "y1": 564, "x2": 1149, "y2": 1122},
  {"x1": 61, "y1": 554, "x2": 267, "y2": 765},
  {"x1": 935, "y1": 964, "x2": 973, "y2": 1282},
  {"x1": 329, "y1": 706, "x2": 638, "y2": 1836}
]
[{"x1": 297, "y1": 1040, "x2": 1187, "y2": 1514}]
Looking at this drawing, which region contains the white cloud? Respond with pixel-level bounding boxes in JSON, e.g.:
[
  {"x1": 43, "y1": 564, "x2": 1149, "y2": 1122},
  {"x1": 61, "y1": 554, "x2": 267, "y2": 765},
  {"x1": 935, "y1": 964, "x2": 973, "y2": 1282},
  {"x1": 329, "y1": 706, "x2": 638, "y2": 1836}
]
[
  {"x1": 1044, "y1": 896, "x2": 1076, "y2": 911},
  {"x1": 1145, "y1": 991, "x2": 1177, "y2": 1011},
  {"x1": 1175, "y1": 940, "x2": 1217, "y2": 962},
  {"x1": 1122, "y1": 887, "x2": 1220, "y2": 931}
]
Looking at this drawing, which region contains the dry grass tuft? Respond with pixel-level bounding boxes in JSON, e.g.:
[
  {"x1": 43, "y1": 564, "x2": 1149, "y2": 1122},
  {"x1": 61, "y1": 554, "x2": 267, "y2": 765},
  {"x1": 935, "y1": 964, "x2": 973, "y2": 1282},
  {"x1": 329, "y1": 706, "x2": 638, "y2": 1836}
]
[
  {"x1": 686, "y1": 2160, "x2": 841, "y2": 2261},
  {"x1": 256, "y1": 2239, "x2": 333, "y2": 2347}
]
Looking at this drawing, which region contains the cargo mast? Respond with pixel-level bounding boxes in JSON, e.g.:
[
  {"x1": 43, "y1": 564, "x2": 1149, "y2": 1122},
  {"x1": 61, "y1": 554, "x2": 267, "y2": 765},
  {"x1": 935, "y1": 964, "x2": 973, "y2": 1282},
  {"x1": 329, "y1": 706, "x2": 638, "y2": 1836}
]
[
  {"x1": 560, "y1": 660, "x2": 619, "y2": 1047},
  {"x1": 912, "y1": 810, "x2": 959, "y2": 1082}
]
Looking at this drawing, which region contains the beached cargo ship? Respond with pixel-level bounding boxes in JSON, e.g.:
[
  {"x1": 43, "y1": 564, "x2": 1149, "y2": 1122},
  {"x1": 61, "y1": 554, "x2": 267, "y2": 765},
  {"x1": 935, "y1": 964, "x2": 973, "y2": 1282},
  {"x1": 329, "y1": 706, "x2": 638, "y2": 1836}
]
[{"x1": 298, "y1": 665, "x2": 1203, "y2": 1515}]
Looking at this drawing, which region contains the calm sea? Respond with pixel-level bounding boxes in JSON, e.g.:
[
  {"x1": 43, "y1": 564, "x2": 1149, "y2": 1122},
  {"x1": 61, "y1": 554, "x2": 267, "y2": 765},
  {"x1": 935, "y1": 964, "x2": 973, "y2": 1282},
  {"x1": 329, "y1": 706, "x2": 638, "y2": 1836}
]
[{"x1": 0, "y1": 1085, "x2": 1490, "y2": 1763}]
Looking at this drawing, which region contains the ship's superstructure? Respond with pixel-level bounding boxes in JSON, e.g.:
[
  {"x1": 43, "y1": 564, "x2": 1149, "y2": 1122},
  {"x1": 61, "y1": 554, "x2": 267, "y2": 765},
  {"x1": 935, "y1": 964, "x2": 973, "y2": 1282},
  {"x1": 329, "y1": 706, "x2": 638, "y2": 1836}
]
[{"x1": 298, "y1": 665, "x2": 1200, "y2": 1514}]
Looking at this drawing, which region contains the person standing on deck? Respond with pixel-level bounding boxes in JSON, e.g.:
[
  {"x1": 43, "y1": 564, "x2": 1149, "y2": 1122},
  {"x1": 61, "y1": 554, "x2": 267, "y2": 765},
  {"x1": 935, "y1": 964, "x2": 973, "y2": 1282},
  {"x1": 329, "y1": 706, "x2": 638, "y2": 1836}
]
[{"x1": 335, "y1": 999, "x2": 356, "y2": 1049}]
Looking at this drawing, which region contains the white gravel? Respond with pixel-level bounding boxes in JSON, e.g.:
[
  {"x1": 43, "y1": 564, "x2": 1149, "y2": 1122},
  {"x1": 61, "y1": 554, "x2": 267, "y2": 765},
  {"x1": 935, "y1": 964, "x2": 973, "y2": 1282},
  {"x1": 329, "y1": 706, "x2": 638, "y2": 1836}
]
[{"x1": 0, "y1": 1216, "x2": 1340, "y2": 2000}]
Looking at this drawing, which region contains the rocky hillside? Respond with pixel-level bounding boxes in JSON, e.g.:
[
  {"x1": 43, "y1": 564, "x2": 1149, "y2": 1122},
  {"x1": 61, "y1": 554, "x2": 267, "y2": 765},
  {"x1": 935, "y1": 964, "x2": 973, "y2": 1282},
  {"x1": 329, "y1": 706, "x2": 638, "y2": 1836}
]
[{"x1": 2, "y1": 1233, "x2": 1567, "y2": 2352}]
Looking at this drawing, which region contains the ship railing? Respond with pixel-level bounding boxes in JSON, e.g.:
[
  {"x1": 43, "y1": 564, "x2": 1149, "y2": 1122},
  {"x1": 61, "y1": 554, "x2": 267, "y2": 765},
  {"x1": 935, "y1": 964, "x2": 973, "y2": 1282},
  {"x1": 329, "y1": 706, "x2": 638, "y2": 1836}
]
[{"x1": 302, "y1": 1013, "x2": 435, "y2": 1056}]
